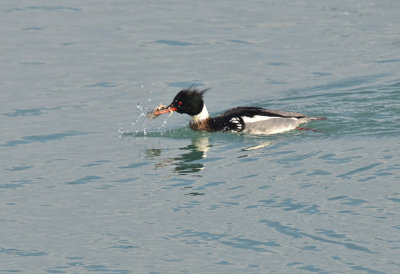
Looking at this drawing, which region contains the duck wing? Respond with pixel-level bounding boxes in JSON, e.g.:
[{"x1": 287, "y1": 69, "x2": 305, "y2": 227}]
[{"x1": 218, "y1": 107, "x2": 308, "y2": 119}]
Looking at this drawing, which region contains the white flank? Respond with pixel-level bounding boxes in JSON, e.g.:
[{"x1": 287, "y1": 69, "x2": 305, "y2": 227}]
[
  {"x1": 242, "y1": 115, "x2": 274, "y2": 123},
  {"x1": 191, "y1": 104, "x2": 210, "y2": 123},
  {"x1": 242, "y1": 116, "x2": 298, "y2": 123},
  {"x1": 242, "y1": 116, "x2": 300, "y2": 135}
]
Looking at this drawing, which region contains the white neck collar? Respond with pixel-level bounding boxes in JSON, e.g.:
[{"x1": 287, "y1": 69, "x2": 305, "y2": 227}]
[{"x1": 191, "y1": 104, "x2": 210, "y2": 123}]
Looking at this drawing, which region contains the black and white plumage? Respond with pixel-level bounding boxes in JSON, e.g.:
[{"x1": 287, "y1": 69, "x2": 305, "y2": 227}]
[{"x1": 150, "y1": 87, "x2": 326, "y2": 135}]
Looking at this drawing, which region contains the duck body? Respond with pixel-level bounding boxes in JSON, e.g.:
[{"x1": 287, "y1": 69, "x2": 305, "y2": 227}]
[
  {"x1": 150, "y1": 87, "x2": 326, "y2": 135},
  {"x1": 190, "y1": 105, "x2": 324, "y2": 134}
]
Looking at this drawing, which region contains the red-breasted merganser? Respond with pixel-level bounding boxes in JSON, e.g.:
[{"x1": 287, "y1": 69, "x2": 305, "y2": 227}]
[{"x1": 148, "y1": 87, "x2": 326, "y2": 134}]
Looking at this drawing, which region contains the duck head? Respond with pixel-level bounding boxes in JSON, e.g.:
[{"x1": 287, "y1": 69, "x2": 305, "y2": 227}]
[{"x1": 151, "y1": 87, "x2": 208, "y2": 117}]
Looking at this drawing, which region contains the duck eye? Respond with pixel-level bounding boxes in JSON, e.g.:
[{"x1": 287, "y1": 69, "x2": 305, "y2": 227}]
[{"x1": 177, "y1": 101, "x2": 183, "y2": 106}]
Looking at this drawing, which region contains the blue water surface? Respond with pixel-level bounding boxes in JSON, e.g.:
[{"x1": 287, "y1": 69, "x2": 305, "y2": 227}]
[{"x1": 1, "y1": 0, "x2": 400, "y2": 273}]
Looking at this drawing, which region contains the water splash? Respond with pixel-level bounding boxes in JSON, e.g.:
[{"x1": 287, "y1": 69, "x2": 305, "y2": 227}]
[
  {"x1": 119, "y1": 101, "x2": 149, "y2": 137},
  {"x1": 119, "y1": 87, "x2": 171, "y2": 137},
  {"x1": 130, "y1": 103, "x2": 148, "y2": 135}
]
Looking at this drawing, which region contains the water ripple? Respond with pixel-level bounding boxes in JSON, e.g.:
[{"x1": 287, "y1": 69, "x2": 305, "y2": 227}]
[
  {"x1": 1, "y1": 131, "x2": 91, "y2": 147},
  {"x1": 220, "y1": 237, "x2": 279, "y2": 253},
  {"x1": 66, "y1": 175, "x2": 102, "y2": 185},
  {"x1": 337, "y1": 163, "x2": 382, "y2": 179},
  {"x1": 170, "y1": 229, "x2": 279, "y2": 253},
  {"x1": 154, "y1": 40, "x2": 198, "y2": 46},
  {"x1": 0, "y1": 247, "x2": 48, "y2": 257},
  {"x1": 6, "y1": 6, "x2": 81, "y2": 12},
  {"x1": 332, "y1": 256, "x2": 386, "y2": 274},
  {"x1": 2, "y1": 106, "x2": 64, "y2": 117},
  {"x1": 261, "y1": 220, "x2": 375, "y2": 254}
]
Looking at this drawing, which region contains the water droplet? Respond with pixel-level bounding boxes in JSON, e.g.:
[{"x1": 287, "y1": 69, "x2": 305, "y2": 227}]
[{"x1": 137, "y1": 103, "x2": 143, "y2": 112}]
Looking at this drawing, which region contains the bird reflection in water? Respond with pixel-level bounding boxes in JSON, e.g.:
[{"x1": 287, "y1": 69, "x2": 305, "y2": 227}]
[{"x1": 146, "y1": 136, "x2": 210, "y2": 175}]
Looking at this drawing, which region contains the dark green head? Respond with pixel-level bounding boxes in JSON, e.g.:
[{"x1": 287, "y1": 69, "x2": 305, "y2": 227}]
[{"x1": 168, "y1": 87, "x2": 208, "y2": 116}]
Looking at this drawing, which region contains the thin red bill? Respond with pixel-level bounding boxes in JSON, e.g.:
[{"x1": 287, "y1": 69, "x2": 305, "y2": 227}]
[{"x1": 152, "y1": 106, "x2": 178, "y2": 116}]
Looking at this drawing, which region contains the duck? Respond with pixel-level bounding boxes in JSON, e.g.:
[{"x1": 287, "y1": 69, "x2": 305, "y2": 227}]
[{"x1": 149, "y1": 87, "x2": 326, "y2": 135}]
